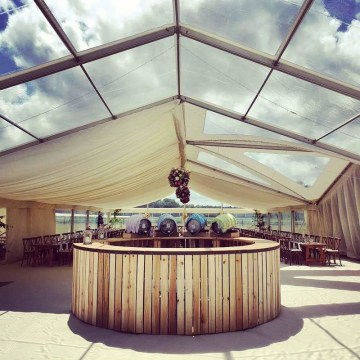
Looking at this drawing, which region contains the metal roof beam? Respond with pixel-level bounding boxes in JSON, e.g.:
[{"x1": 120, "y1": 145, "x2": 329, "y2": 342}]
[
  {"x1": 182, "y1": 96, "x2": 360, "y2": 163},
  {"x1": 187, "y1": 140, "x2": 311, "y2": 152},
  {"x1": 188, "y1": 159, "x2": 312, "y2": 205},
  {"x1": 180, "y1": 25, "x2": 360, "y2": 101},
  {"x1": 0, "y1": 25, "x2": 176, "y2": 90}
]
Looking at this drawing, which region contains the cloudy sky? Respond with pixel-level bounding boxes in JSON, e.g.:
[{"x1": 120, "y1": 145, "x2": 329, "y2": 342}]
[{"x1": 1, "y1": 0, "x2": 360, "y2": 206}]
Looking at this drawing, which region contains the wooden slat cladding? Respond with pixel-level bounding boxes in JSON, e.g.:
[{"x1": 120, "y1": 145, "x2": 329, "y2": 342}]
[{"x1": 72, "y1": 243, "x2": 280, "y2": 335}]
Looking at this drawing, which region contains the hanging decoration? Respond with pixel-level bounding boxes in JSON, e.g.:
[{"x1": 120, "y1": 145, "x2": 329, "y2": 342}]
[
  {"x1": 168, "y1": 167, "x2": 190, "y2": 204},
  {"x1": 168, "y1": 167, "x2": 190, "y2": 187}
]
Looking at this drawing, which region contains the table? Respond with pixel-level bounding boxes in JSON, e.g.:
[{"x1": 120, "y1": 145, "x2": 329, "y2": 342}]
[{"x1": 300, "y1": 242, "x2": 327, "y2": 266}]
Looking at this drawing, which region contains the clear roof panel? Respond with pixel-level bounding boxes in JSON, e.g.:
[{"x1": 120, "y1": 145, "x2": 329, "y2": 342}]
[
  {"x1": 181, "y1": 38, "x2": 270, "y2": 114},
  {"x1": 198, "y1": 151, "x2": 270, "y2": 186},
  {"x1": 283, "y1": 0, "x2": 360, "y2": 87},
  {"x1": 204, "y1": 110, "x2": 303, "y2": 145},
  {"x1": 0, "y1": 119, "x2": 35, "y2": 152},
  {"x1": 45, "y1": 0, "x2": 174, "y2": 52},
  {"x1": 244, "y1": 152, "x2": 330, "y2": 187},
  {"x1": 320, "y1": 118, "x2": 360, "y2": 155},
  {"x1": 0, "y1": 0, "x2": 70, "y2": 76},
  {"x1": 180, "y1": 0, "x2": 303, "y2": 55},
  {"x1": 84, "y1": 37, "x2": 177, "y2": 115},
  {"x1": 248, "y1": 69, "x2": 360, "y2": 139},
  {"x1": 0, "y1": 67, "x2": 110, "y2": 138}
]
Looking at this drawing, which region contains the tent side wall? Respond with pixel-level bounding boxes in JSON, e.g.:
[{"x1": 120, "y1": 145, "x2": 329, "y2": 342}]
[
  {"x1": 307, "y1": 164, "x2": 360, "y2": 259},
  {"x1": 1, "y1": 202, "x2": 56, "y2": 263}
]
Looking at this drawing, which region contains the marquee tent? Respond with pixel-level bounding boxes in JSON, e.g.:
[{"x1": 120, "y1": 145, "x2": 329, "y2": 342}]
[{"x1": 0, "y1": 0, "x2": 359, "y2": 259}]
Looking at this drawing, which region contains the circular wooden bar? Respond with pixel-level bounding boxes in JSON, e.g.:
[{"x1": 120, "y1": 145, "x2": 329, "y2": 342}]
[{"x1": 72, "y1": 237, "x2": 280, "y2": 335}]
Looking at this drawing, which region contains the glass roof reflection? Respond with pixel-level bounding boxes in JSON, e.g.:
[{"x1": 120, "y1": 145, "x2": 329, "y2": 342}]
[
  {"x1": 203, "y1": 110, "x2": 304, "y2": 145},
  {"x1": 248, "y1": 69, "x2": 360, "y2": 139},
  {"x1": 181, "y1": 38, "x2": 270, "y2": 114},
  {"x1": 0, "y1": 1, "x2": 69, "y2": 76},
  {"x1": 244, "y1": 152, "x2": 330, "y2": 187},
  {"x1": 283, "y1": 0, "x2": 360, "y2": 87},
  {"x1": 45, "y1": 0, "x2": 174, "y2": 51},
  {"x1": 198, "y1": 151, "x2": 270, "y2": 186},
  {"x1": 320, "y1": 118, "x2": 360, "y2": 155},
  {"x1": 0, "y1": 120, "x2": 35, "y2": 152},
  {"x1": 84, "y1": 37, "x2": 177, "y2": 115},
  {"x1": 0, "y1": 67, "x2": 110, "y2": 138},
  {"x1": 181, "y1": 0, "x2": 303, "y2": 55}
]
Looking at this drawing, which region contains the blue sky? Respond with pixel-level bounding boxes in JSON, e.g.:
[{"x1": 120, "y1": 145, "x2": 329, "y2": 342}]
[{"x1": 324, "y1": 0, "x2": 360, "y2": 32}]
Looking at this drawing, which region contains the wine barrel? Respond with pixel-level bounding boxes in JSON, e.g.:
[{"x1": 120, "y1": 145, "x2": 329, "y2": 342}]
[
  {"x1": 157, "y1": 214, "x2": 177, "y2": 235},
  {"x1": 211, "y1": 213, "x2": 237, "y2": 234},
  {"x1": 126, "y1": 214, "x2": 152, "y2": 235},
  {"x1": 185, "y1": 214, "x2": 207, "y2": 235}
]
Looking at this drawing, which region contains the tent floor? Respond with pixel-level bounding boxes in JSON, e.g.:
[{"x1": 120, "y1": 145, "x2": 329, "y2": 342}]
[{"x1": 1, "y1": 259, "x2": 360, "y2": 360}]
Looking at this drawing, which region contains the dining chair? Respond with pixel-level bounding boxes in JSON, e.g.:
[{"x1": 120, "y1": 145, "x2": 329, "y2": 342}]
[
  {"x1": 325, "y1": 237, "x2": 342, "y2": 265},
  {"x1": 21, "y1": 236, "x2": 42, "y2": 266},
  {"x1": 281, "y1": 239, "x2": 303, "y2": 265}
]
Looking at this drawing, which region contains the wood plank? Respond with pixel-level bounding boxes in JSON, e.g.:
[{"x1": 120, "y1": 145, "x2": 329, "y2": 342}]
[
  {"x1": 168, "y1": 255, "x2": 177, "y2": 334},
  {"x1": 215, "y1": 254, "x2": 223, "y2": 333},
  {"x1": 128, "y1": 254, "x2": 137, "y2": 333},
  {"x1": 257, "y1": 252, "x2": 264, "y2": 325},
  {"x1": 262, "y1": 250, "x2": 268, "y2": 323},
  {"x1": 252, "y1": 253, "x2": 259, "y2": 327},
  {"x1": 276, "y1": 249, "x2": 281, "y2": 315},
  {"x1": 143, "y1": 255, "x2": 153, "y2": 334},
  {"x1": 80, "y1": 250, "x2": 87, "y2": 321},
  {"x1": 266, "y1": 251, "x2": 271, "y2": 323},
  {"x1": 208, "y1": 255, "x2": 216, "y2": 334},
  {"x1": 247, "y1": 254, "x2": 254, "y2": 328},
  {"x1": 160, "y1": 255, "x2": 169, "y2": 334},
  {"x1": 71, "y1": 249, "x2": 77, "y2": 315},
  {"x1": 242, "y1": 253, "x2": 249, "y2": 329},
  {"x1": 102, "y1": 254, "x2": 110, "y2": 329},
  {"x1": 176, "y1": 254, "x2": 185, "y2": 335},
  {"x1": 184, "y1": 255, "x2": 193, "y2": 335},
  {"x1": 192, "y1": 255, "x2": 201, "y2": 335},
  {"x1": 200, "y1": 255, "x2": 209, "y2": 334},
  {"x1": 77, "y1": 249, "x2": 83, "y2": 319},
  {"x1": 222, "y1": 254, "x2": 230, "y2": 333},
  {"x1": 152, "y1": 255, "x2": 161, "y2": 334},
  {"x1": 108, "y1": 253, "x2": 116, "y2": 330},
  {"x1": 83, "y1": 250, "x2": 90, "y2": 323},
  {"x1": 235, "y1": 253, "x2": 243, "y2": 330},
  {"x1": 114, "y1": 253, "x2": 123, "y2": 331},
  {"x1": 229, "y1": 254, "x2": 236, "y2": 332},
  {"x1": 96, "y1": 253, "x2": 104, "y2": 327},
  {"x1": 135, "y1": 254, "x2": 145, "y2": 333},
  {"x1": 121, "y1": 253, "x2": 130, "y2": 332},
  {"x1": 91, "y1": 252, "x2": 98, "y2": 326}
]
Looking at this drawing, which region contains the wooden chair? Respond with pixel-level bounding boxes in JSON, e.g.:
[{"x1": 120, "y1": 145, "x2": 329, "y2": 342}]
[
  {"x1": 21, "y1": 236, "x2": 42, "y2": 266},
  {"x1": 57, "y1": 240, "x2": 73, "y2": 266},
  {"x1": 325, "y1": 237, "x2": 342, "y2": 265},
  {"x1": 281, "y1": 239, "x2": 303, "y2": 265}
]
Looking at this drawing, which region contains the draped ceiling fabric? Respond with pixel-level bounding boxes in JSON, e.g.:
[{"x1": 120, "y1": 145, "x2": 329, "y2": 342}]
[{"x1": 0, "y1": 1, "x2": 360, "y2": 258}]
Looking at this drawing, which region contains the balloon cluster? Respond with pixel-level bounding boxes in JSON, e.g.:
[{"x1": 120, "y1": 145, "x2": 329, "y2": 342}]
[{"x1": 168, "y1": 167, "x2": 190, "y2": 204}]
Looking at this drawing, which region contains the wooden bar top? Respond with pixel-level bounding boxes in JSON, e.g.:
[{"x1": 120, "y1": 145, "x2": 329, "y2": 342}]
[{"x1": 74, "y1": 237, "x2": 279, "y2": 255}]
